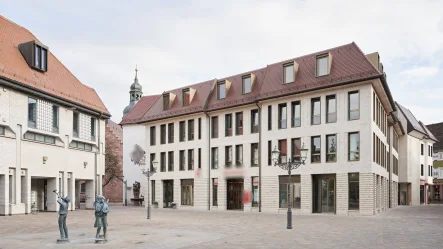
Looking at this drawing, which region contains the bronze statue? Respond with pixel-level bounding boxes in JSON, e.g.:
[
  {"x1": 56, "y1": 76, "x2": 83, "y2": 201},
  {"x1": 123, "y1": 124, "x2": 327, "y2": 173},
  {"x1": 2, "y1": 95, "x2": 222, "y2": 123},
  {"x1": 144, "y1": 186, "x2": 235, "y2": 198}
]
[
  {"x1": 94, "y1": 195, "x2": 110, "y2": 240},
  {"x1": 54, "y1": 190, "x2": 70, "y2": 243}
]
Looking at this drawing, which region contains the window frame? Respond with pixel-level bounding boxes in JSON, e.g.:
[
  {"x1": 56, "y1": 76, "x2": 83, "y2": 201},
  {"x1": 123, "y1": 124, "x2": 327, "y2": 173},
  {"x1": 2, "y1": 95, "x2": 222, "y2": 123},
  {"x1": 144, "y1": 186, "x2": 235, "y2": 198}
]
[
  {"x1": 235, "y1": 144, "x2": 243, "y2": 167},
  {"x1": 180, "y1": 179, "x2": 194, "y2": 206},
  {"x1": 188, "y1": 149, "x2": 194, "y2": 170},
  {"x1": 179, "y1": 121, "x2": 186, "y2": 142},
  {"x1": 291, "y1": 138, "x2": 301, "y2": 163},
  {"x1": 251, "y1": 143, "x2": 259, "y2": 167},
  {"x1": 160, "y1": 124, "x2": 166, "y2": 144},
  {"x1": 212, "y1": 178, "x2": 218, "y2": 206},
  {"x1": 278, "y1": 103, "x2": 287, "y2": 129},
  {"x1": 225, "y1": 114, "x2": 232, "y2": 137},
  {"x1": 33, "y1": 44, "x2": 48, "y2": 72},
  {"x1": 182, "y1": 88, "x2": 190, "y2": 106},
  {"x1": 211, "y1": 116, "x2": 218, "y2": 139},
  {"x1": 348, "y1": 173, "x2": 359, "y2": 210},
  {"x1": 242, "y1": 75, "x2": 252, "y2": 94},
  {"x1": 311, "y1": 97, "x2": 321, "y2": 125},
  {"x1": 326, "y1": 94, "x2": 337, "y2": 123},
  {"x1": 326, "y1": 134, "x2": 337, "y2": 162},
  {"x1": 283, "y1": 62, "x2": 294, "y2": 84},
  {"x1": 225, "y1": 146, "x2": 233, "y2": 167},
  {"x1": 251, "y1": 109, "x2": 259, "y2": 133},
  {"x1": 168, "y1": 151, "x2": 174, "y2": 171},
  {"x1": 188, "y1": 119, "x2": 194, "y2": 141},
  {"x1": 73, "y1": 112, "x2": 79, "y2": 138},
  {"x1": 235, "y1": 112, "x2": 243, "y2": 135},
  {"x1": 316, "y1": 53, "x2": 329, "y2": 77},
  {"x1": 52, "y1": 105, "x2": 59, "y2": 133},
  {"x1": 278, "y1": 139, "x2": 287, "y2": 164},
  {"x1": 150, "y1": 126, "x2": 156, "y2": 146},
  {"x1": 211, "y1": 147, "x2": 218, "y2": 169},
  {"x1": 28, "y1": 97, "x2": 37, "y2": 128},
  {"x1": 311, "y1": 136, "x2": 321, "y2": 163},
  {"x1": 179, "y1": 150, "x2": 186, "y2": 171},
  {"x1": 268, "y1": 105, "x2": 272, "y2": 131},
  {"x1": 348, "y1": 91, "x2": 360, "y2": 121},
  {"x1": 168, "y1": 123, "x2": 174, "y2": 143},
  {"x1": 291, "y1": 101, "x2": 301, "y2": 127},
  {"x1": 160, "y1": 152, "x2": 166, "y2": 172},
  {"x1": 348, "y1": 132, "x2": 360, "y2": 161},
  {"x1": 217, "y1": 81, "x2": 226, "y2": 100},
  {"x1": 90, "y1": 117, "x2": 96, "y2": 140},
  {"x1": 163, "y1": 93, "x2": 170, "y2": 110}
]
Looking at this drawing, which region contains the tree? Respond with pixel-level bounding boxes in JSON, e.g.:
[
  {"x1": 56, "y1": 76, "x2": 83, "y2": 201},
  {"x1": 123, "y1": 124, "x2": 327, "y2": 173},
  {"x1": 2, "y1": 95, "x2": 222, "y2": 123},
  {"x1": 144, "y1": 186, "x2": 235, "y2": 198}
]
[{"x1": 103, "y1": 141, "x2": 123, "y2": 188}]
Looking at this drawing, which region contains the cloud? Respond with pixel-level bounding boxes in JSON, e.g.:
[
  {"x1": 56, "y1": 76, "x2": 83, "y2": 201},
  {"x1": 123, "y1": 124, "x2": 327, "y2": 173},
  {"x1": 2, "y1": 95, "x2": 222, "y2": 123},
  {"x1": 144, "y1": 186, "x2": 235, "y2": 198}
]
[{"x1": 400, "y1": 66, "x2": 439, "y2": 78}]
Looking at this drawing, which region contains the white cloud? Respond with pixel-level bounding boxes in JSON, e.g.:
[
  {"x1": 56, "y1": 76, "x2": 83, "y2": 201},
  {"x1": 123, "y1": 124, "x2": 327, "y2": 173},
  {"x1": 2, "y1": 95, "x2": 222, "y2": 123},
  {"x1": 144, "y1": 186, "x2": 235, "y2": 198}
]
[{"x1": 400, "y1": 66, "x2": 439, "y2": 78}]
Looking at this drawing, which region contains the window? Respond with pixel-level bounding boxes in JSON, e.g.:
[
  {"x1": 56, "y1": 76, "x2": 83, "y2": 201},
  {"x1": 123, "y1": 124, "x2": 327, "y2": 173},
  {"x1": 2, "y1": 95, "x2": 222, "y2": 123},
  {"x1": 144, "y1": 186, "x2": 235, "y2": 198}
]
[
  {"x1": 316, "y1": 54, "x2": 329, "y2": 77},
  {"x1": 68, "y1": 141, "x2": 92, "y2": 151},
  {"x1": 181, "y1": 179, "x2": 194, "y2": 206},
  {"x1": 25, "y1": 132, "x2": 56, "y2": 145},
  {"x1": 52, "y1": 105, "x2": 59, "y2": 133},
  {"x1": 235, "y1": 145, "x2": 243, "y2": 166},
  {"x1": 291, "y1": 138, "x2": 301, "y2": 162},
  {"x1": 421, "y1": 164, "x2": 424, "y2": 176},
  {"x1": 268, "y1": 105, "x2": 272, "y2": 130},
  {"x1": 311, "y1": 136, "x2": 321, "y2": 163},
  {"x1": 151, "y1": 180, "x2": 155, "y2": 204},
  {"x1": 212, "y1": 178, "x2": 218, "y2": 206},
  {"x1": 373, "y1": 133, "x2": 376, "y2": 162},
  {"x1": 349, "y1": 132, "x2": 360, "y2": 161},
  {"x1": 235, "y1": 112, "x2": 243, "y2": 135},
  {"x1": 211, "y1": 147, "x2": 218, "y2": 169},
  {"x1": 326, "y1": 95, "x2": 336, "y2": 123},
  {"x1": 348, "y1": 173, "x2": 359, "y2": 210},
  {"x1": 278, "y1": 139, "x2": 287, "y2": 164},
  {"x1": 251, "y1": 143, "x2": 259, "y2": 167},
  {"x1": 429, "y1": 145, "x2": 431, "y2": 157},
  {"x1": 33, "y1": 44, "x2": 48, "y2": 71},
  {"x1": 150, "y1": 126, "x2": 156, "y2": 146},
  {"x1": 279, "y1": 175, "x2": 301, "y2": 208},
  {"x1": 217, "y1": 82, "x2": 226, "y2": 99},
  {"x1": 211, "y1": 116, "x2": 218, "y2": 138},
  {"x1": 291, "y1": 101, "x2": 301, "y2": 127},
  {"x1": 163, "y1": 93, "x2": 170, "y2": 110},
  {"x1": 160, "y1": 124, "x2": 166, "y2": 144},
  {"x1": 168, "y1": 151, "x2": 174, "y2": 171},
  {"x1": 81, "y1": 183, "x2": 86, "y2": 193},
  {"x1": 283, "y1": 63, "x2": 294, "y2": 84},
  {"x1": 150, "y1": 153, "x2": 155, "y2": 172},
  {"x1": 0, "y1": 126, "x2": 4, "y2": 135},
  {"x1": 160, "y1": 152, "x2": 166, "y2": 172},
  {"x1": 348, "y1": 91, "x2": 360, "y2": 120},
  {"x1": 179, "y1": 150, "x2": 185, "y2": 171},
  {"x1": 225, "y1": 114, "x2": 232, "y2": 136},
  {"x1": 28, "y1": 98, "x2": 37, "y2": 128},
  {"x1": 188, "y1": 149, "x2": 194, "y2": 170},
  {"x1": 326, "y1": 134, "x2": 337, "y2": 162},
  {"x1": 242, "y1": 75, "x2": 251, "y2": 94},
  {"x1": 182, "y1": 88, "x2": 190, "y2": 106},
  {"x1": 311, "y1": 98, "x2": 321, "y2": 125},
  {"x1": 251, "y1": 109, "x2": 259, "y2": 133},
  {"x1": 188, "y1": 119, "x2": 194, "y2": 140},
  {"x1": 73, "y1": 112, "x2": 79, "y2": 138},
  {"x1": 225, "y1": 146, "x2": 233, "y2": 167},
  {"x1": 198, "y1": 118, "x2": 201, "y2": 140},
  {"x1": 252, "y1": 177, "x2": 259, "y2": 207},
  {"x1": 90, "y1": 118, "x2": 95, "y2": 140},
  {"x1": 278, "y1": 103, "x2": 287, "y2": 129},
  {"x1": 179, "y1": 121, "x2": 185, "y2": 142},
  {"x1": 168, "y1": 123, "x2": 174, "y2": 143},
  {"x1": 393, "y1": 131, "x2": 398, "y2": 151},
  {"x1": 198, "y1": 148, "x2": 201, "y2": 169},
  {"x1": 268, "y1": 141, "x2": 272, "y2": 166},
  {"x1": 421, "y1": 144, "x2": 423, "y2": 155}
]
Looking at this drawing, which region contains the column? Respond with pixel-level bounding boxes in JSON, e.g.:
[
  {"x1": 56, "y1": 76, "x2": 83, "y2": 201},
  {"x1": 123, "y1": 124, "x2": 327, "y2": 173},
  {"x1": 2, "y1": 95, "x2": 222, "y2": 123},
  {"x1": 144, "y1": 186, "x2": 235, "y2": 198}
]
[
  {"x1": 157, "y1": 180, "x2": 163, "y2": 209},
  {"x1": 300, "y1": 174, "x2": 312, "y2": 215},
  {"x1": 21, "y1": 170, "x2": 31, "y2": 213},
  {"x1": 0, "y1": 174, "x2": 9, "y2": 215},
  {"x1": 360, "y1": 173, "x2": 375, "y2": 215},
  {"x1": 47, "y1": 177, "x2": 57, "y2": 211},
  {"x1": 336, "y1": 173, "x2": 348, "y2": 215},
  {"x1": 174, "y1": 179, "x2": 180, "y2": 207},
  {"x1": 67, "y1": 173, "x2": 74, "y2": 211},
  {"x1": 85, "y1": 180, "x2": 95, "y2": 209}
]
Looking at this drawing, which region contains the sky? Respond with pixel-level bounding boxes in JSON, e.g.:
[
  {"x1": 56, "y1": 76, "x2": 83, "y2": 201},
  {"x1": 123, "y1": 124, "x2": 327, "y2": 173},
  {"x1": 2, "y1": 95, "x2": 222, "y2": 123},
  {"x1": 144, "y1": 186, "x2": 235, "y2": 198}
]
[{"x1": 2, "y1": 0, "x2": 443, "y2": 124}]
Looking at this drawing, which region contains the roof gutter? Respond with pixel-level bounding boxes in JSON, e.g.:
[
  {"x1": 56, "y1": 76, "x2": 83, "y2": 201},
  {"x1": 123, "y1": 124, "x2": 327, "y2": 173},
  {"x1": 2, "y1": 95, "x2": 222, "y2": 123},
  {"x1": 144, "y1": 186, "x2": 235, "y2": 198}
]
[{"x1": 0, "y1": 75, "x2": 111, "y2": 119}]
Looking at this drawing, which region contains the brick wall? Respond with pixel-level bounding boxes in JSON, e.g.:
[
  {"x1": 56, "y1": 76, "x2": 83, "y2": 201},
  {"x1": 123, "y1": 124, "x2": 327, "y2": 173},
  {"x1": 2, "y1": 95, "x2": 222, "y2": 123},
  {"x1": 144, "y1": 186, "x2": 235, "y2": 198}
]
[{"x1": 102, "y1": 121, "x2": 123, "y2": 203}]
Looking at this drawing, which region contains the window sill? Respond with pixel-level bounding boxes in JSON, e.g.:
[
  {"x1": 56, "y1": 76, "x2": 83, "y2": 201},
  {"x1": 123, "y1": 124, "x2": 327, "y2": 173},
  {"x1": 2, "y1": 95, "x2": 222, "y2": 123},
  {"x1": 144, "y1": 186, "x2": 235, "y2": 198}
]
[{"x1": 348, "y1": 160, "x2": 360, "y2": 162}]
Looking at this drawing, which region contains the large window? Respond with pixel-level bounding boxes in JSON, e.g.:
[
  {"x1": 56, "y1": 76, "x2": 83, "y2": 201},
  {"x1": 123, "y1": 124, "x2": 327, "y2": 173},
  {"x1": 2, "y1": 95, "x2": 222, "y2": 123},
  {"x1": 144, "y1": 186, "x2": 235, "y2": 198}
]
[
  {"x1": 278, "y1": 103, "x2": 287, "y2": 129},
  {"x1": 179, "y1": 121, "x2": 185, "y2": 142},
  {"x1": 291, "y1": 138, "x2": 301, "y2": 162},
  {"x1": 25, "y1": 132, "x2": 56, "y2": 145},
  {"x1": 311, "y1": 136, "x2": 321, "y2": 163},
  {"x1": 311, "y1": 98, "x2": 321, "y2": 125},
  {"x1": 268, "y1": 105, "x2": 272, "y2": 130},
  {"x1": 348, "y1": 132, "x2": 360, "y2": 161},
  {"x1": 212, "y1": 178, "x2": 218, "y2": 206},
  {"x1": 421, "y1": 144, "x2": 424, "y2": 155},
  {"x1": 225, "y1": 146, "x2": 233, "y2": 167},
  {"x1": 90, "y1": 118, "x2": 96, "y2": 140},
  {"x1": 251, "y1": 109, "x2": 259, "y2": 133},
  {"x1": 168, "y1": 123, "x2": 174, "y2": 143},
  {"x1": 160, "y1": 152, "x2": 166, "y2": 172},
  {"x1": 279, "y1": 175, "x2": 301, "y2": 208},
  {"x1": 235, "y1": 145, "x2": 243, "y2": 167},
  {"x1": 348, "y1": 91, "x2": 360, "y2": 120},
  {"x1": 181, "y1": 179, "x2": 194, "y2": 206},
  {"x1": 211, "y1": 147, "x2": 218, "y2": 169},
  {"x1": 73, "y1": 112, "x2": 79, "y2": 138},
  {"x1": 168, "y1": 151, "x2": 174, "y2": 171},
  {"x1": 291, "y1": 101, "x2": 301, "y2": 127},
  {"x1": 348, "y1": 173, "x2": 359, "y2": 210},
  {"x1": 150, "y1": 153, "x2": 155, "y2": 172},
  {"x1": 326, "y1": 134, "x2": 337, "y2": 162},
  {"x1": 28, "y1": 98, "x2": 37, "y2": 128},
  {"x1": 188, "y1": 149, "x2": 194, "y2": 170},
  {"x1": 242, "y1": 75, "x2": 251, "y2": 94},
  {"x1": 283, "y1": 63, "x2": 294, "y2": 84},
  {"x1": 198, "y1": 118, "x2": 201, "y2": 140},
  {"x1": 188, "y1": 119, "x2": 194, "y2": 140},
  {"x1": 326, "y1": 95, "x2": 336, "y2": 123},
  {"x1": 34, "y1": 44, "x2": 48, "y2": 71},
  {"x1": 211, "y1": 116, "x2": 218, "y2": 138},
  {"x1": 225, "y1": 114, "x2": 232, "y2": 137},
  {"x1": 182, "y1": 88, "x2": 190, "y2": 106},
  {"x1": 52, "y1": 105, "x2": 59, "y2": 133},
  {"x1": 278, "y1": 139, "x2": 287, "y2": 164},
  {"x1": 179, "y1": 150, "x2": 185, "y2": 171},
  {"x1": 151, "y1": 180, "x2": 155, "y2": 204},
  {"x1": 163, "y1": 93, "x2": 170, "y2": 110},
  {"x1": 198, "y1": 148, "x2": 201, "y2": 169},
  {"x1": 421, "y1": 164, "x2": 424, "y2": 176},
  {"x1": 160, "y1": 124, "x2": 166, "y2": 144},
  {"x1": 252, "y1": 177, "x2": 259, "y2": 207},
  {"x1": 217, "y1": 82, "x2": 226, "y2": 99},
  {"x1": 268, "y1": 141, "x2": 272, "y2": 166},
  {"x1": 235, "y1": 112, "x2": 243, "y2": 135},
  {"x1": 316, "y1": 54, "x2": 329, "y2": 77},
  {"x1": 251, "y1": 143, "x2": 259, "y2": 167},
  {"x1": 150, "y1": 126, "x2": 156, "y2": 146}
]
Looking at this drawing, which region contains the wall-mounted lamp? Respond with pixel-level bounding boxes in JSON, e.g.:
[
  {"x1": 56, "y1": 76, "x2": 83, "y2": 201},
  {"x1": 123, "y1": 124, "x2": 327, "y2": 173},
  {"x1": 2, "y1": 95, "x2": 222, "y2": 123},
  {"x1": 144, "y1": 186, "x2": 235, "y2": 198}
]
[
  {"x1": 84, "y1": 162, "x2": 88, "y2": 168},
  {"x1": 43, "y1": 156, "x2": 48, "y2": 164}
]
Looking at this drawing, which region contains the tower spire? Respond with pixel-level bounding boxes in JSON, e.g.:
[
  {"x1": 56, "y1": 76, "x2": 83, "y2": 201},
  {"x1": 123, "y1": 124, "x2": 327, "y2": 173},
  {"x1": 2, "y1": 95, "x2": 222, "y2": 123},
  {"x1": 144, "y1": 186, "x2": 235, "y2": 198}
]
[{"x1": 135, "y1": 64, "x2": 138, "y2": 80}]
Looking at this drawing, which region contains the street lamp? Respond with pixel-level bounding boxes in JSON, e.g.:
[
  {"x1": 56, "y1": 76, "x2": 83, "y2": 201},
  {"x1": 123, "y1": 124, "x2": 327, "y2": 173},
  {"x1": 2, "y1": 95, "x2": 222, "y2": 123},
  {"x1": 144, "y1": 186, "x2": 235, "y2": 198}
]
[
  {"x1": 271, "y1": 143, "x2": 308, "y2": 229},
  {"x1": 139, "y1": 156, "x2": 157, "y2": 219}
]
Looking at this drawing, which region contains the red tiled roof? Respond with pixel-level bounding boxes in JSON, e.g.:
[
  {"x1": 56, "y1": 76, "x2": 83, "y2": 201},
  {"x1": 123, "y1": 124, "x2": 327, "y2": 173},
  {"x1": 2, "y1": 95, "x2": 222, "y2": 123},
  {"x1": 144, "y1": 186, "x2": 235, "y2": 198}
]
[
  {"x1": 120, "y1": 95, "x2": 160, "y2": 124},
  {"x1": 0, "y1": 15, "x2": 109, "y2": 116}
]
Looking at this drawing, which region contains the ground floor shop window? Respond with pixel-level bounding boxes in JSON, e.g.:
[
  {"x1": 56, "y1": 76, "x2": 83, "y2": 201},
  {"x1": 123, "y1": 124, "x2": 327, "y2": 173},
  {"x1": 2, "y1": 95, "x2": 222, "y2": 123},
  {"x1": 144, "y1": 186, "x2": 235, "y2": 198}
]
[
  {"x1": 181, "y1": 179, "x2": 194, "y2": 206},
  {"x1": 252, "y1": 177, "x2": 259, "y2": 207},
  {"x1": 278, "y1": 175, "x2": 300, "y2": 208},
  {"x1": 212, "y1": 178, "x2": 218, "y2": 206},
  {"x1": 348, "y1": 173, "x2": 359, "y2": 210}
]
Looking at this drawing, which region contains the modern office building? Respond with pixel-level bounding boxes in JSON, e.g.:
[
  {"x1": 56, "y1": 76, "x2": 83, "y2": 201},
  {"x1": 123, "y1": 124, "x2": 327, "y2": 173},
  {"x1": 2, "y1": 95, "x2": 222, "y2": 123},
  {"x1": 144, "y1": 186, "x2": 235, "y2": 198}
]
[
  {"x1": 0, "y1": 16, "x2": 110, "y2": 215},
  {"x1": 121, "y1": 42, "x2": 432, "y2": 215}
]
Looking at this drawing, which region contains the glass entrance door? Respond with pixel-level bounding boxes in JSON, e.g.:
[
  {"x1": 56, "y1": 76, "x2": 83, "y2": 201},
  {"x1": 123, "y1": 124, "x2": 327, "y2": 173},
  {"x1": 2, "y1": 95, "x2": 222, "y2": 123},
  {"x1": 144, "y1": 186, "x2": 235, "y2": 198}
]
[
  {"x1": 313, "y1": 175, "x2": 335, "y2": 213},
  {"x1": 227, "y1": 179, "x2": 244, "y2": 210},
  {"x1": 163, "y1": 180, "x2": 174, "y2": 208}
]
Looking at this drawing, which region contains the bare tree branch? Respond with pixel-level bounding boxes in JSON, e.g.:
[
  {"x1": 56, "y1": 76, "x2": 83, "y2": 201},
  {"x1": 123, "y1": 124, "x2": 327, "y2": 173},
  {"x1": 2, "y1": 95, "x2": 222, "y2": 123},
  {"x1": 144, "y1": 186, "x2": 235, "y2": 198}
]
[{"x1": 103, "y1": 140, "x2": 123, "y2": 188}]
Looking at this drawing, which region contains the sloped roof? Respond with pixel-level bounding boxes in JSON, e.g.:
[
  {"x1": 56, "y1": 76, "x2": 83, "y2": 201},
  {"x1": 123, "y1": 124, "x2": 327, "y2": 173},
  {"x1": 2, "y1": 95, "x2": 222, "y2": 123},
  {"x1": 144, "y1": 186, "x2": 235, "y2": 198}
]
[
  {"x1": 107, "y1": 119, "x2": 123, "y2": 141},
  {"x1": 396, "y1": 102, "x2": 427, "y2": 135},
  {"x1": 0, "y1": 15, "x2": 109, "y2": 116},
  {"x1": 426, "y1": 122, "x2": 443, "y2": 151},
  {"x1": 120, "y1": 95, "x2": 160, "y2": 125},
  {"x1": 419, "y1": 121, "x2": 437, "y2": 142}
]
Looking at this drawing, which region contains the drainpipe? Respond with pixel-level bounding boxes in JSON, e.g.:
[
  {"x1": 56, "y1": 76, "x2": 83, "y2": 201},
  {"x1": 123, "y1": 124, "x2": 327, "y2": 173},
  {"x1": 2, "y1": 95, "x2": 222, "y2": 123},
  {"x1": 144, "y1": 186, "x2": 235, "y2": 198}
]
[
  {"x1": 387, "y1": 125, "x2": 391, "y2": 208},
  {"x1": 255, "y1": 102, "x2": 262, "y2": 212},
  {"x1": 205, "y1": 112, "x2": 211, "y2": 210},
  {"x1": 95, "y1": 112, "x2": 104, "y2": 199}
]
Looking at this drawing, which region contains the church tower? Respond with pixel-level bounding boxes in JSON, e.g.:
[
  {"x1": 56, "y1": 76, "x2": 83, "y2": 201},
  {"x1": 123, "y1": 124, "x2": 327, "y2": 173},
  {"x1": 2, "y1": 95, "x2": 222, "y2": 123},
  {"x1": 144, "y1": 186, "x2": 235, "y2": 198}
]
[{"x1": 123, "y1": 66, "x2": 143, "y2": 116}]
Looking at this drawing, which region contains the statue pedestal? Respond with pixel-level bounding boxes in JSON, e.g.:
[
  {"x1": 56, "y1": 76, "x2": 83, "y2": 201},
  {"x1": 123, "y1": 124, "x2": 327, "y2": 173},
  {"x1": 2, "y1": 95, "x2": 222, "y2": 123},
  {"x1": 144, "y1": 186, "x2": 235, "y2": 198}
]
[
  {"x1": 95, "y1": 235, "x2": 107, "y2": 244},
  {"x1": 56, "y1": 239, "x2": 70, "y2": 244}
]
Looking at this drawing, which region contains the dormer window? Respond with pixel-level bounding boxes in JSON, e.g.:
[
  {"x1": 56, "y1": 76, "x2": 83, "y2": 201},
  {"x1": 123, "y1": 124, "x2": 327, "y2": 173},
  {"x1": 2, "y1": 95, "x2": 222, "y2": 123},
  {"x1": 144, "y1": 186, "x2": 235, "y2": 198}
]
[
  {"x1": 242, "y1": 76, "x2": 251, "y2": 94},
  {"x1": 316, "y1": 53, "x2": 331, "y2": 77},
  {"x1": 283, "y1": 63, "x2": 294, "y2": 84},
  {"x1": 34, "y1": 44, "x2": 47, "y2": 71},
  {"x1": 183, "y1": 88, "x2": 190, "y2": 106},
  {"x1": 18, "y1": 41, "x2": 48, "y2": 72},
  {"x1": 217, "y1": 81, "x2": 226, "y2": 100},
  {"x1": 163, "y1": 93, "x2": 170, "y2": 110}
]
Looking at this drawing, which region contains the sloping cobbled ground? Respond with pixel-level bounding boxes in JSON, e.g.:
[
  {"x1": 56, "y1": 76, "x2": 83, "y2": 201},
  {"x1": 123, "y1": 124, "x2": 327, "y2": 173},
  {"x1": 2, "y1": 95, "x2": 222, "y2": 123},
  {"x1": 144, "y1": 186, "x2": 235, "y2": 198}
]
[{"x1": 0, "y1": 204, "x2": 442, "y2": 249}]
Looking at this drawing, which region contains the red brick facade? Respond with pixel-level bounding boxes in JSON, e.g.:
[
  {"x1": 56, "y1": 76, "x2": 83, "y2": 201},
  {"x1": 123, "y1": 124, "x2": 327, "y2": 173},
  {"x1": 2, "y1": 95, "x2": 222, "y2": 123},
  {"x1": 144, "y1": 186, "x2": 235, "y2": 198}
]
[{"x1": 103, "y1": 120, "x2": 123, "y2": 203}]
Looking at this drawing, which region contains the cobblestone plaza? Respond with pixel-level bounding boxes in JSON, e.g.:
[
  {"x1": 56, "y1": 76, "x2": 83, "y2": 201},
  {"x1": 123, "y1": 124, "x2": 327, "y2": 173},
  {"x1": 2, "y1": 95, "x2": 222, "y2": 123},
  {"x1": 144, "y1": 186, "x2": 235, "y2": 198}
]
[{"x1": 0, "y1": 205, "x2": 442, "y2": 249}]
